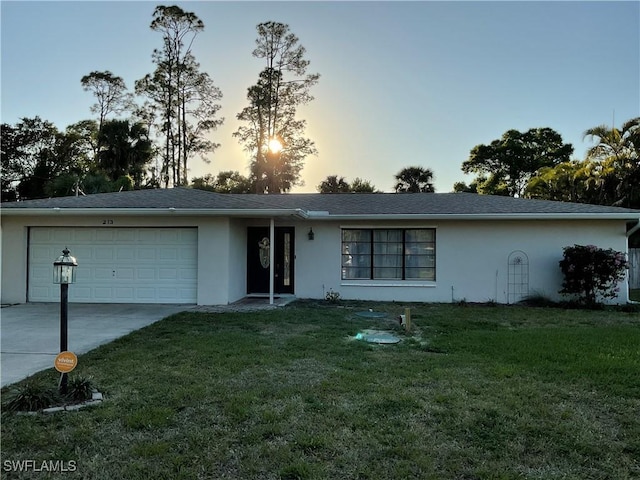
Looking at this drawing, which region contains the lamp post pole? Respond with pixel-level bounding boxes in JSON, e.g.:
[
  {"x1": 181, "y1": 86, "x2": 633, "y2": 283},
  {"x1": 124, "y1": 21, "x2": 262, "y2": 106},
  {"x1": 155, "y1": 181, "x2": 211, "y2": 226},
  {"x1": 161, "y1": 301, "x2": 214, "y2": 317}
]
[
  {"x1": 53, "y1": 247, "x2": 77, "y2": 396},
  {"x1": 60, "y1": 282, "x2": 69, "y2": 394}
]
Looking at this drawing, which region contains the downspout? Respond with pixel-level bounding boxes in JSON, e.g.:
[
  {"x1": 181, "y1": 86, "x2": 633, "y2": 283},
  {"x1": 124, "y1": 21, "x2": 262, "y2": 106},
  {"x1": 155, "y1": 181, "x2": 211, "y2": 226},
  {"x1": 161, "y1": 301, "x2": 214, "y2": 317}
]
[
  {"x1": 627, "y1": 218, "x2": 640, "y2": 239},
  {"x1": 269, "y1": 218, "x2": 275, "y2": 305},
  {"x1": 626, "y1": 218, "x2": 640, "y2": 304}
]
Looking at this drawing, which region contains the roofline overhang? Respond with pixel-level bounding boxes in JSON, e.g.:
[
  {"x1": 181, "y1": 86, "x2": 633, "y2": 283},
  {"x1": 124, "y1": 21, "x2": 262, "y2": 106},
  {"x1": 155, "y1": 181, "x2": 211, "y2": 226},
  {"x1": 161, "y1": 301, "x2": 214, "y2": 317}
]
[
  {"x1": 306, "y1": 213, "x2": 640, "y2": 221},
  {"x1": 0, "y1": 208, "x2": 309, "y2": 218},
  {"x1": 1, "y1": 209, "x2": 637, "y2": 222}
]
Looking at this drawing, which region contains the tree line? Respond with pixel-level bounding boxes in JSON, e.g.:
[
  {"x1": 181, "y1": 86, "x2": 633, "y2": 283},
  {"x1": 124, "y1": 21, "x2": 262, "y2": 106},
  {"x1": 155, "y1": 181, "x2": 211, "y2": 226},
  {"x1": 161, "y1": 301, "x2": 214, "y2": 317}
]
[
  {"x1": 315, "y1": 118, "x2": 640, "y2": 212},
  {"x1": 2, "y1": 6, "x2": 317, "y2": 201},
  {"x1": 2, "y1": 4, "x2": 638, "y2": 211},
  {"x1": 454, "y1": 119, "x2": 640, "y2": 209}
]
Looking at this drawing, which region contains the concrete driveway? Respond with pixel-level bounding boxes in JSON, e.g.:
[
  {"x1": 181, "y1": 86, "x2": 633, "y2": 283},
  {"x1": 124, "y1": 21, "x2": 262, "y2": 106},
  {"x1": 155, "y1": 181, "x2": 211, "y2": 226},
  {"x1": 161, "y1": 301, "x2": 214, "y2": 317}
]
[{"x1": 1, "y1": 303, "x2": 191, "y2": 387}]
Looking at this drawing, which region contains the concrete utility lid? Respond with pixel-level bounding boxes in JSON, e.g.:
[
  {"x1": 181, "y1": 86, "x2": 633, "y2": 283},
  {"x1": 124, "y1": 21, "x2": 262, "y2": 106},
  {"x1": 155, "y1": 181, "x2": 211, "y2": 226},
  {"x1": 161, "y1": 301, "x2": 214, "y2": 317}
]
[
  {"x1": 355, "y1": 310, "x2": 388, "y2": 318},
  {"x1": 355, "y1": 330, "x2": 401, "y2": 344}
]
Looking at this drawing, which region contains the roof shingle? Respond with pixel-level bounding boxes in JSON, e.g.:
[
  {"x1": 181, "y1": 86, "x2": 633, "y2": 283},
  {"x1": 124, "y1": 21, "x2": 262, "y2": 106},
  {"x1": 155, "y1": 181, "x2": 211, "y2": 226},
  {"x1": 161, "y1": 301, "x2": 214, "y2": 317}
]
[{"x1": 2, "y1": 188, "x2": 639, "y2": 217}]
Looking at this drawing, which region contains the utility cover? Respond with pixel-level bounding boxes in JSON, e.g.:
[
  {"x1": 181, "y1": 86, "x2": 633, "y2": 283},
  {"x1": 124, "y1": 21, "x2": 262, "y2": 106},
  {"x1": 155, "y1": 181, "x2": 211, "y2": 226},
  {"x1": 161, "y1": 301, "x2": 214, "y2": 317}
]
[
  {"x1": 355, "y1": 330, "x2": 400, "y2": 344},
  {"x1": 355, "y1": 310, "x2": 388, "y2": 318}
]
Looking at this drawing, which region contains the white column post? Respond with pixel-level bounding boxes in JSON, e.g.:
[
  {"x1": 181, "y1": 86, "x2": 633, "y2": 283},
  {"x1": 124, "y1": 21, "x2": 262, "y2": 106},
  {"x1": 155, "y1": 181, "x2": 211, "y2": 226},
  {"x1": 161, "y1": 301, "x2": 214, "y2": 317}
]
[{"x1": 269, "y1": 218, "x2": 275, "y2": 305}]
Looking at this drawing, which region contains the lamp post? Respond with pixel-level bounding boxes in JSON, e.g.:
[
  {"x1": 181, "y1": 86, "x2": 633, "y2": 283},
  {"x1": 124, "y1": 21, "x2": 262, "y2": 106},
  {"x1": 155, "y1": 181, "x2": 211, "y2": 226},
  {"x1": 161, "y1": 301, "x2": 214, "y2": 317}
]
[{"x1": 53, "y1": 247, "x2": 77, "y2": 394}]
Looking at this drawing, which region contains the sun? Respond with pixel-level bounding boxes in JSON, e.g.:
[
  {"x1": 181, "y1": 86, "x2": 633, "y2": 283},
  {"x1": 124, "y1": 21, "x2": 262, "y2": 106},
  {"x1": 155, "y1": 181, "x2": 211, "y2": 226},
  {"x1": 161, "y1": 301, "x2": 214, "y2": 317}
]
[{"x1": 268, "y1": 138, "x2": 283, "y2": 153}]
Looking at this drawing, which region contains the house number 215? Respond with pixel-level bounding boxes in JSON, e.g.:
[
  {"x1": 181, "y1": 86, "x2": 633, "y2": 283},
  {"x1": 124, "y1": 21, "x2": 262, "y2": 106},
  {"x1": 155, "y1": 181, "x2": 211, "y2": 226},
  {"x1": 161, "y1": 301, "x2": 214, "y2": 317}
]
[{"x1": 102, "y1": 219, "x2": 114, "y2": 225}]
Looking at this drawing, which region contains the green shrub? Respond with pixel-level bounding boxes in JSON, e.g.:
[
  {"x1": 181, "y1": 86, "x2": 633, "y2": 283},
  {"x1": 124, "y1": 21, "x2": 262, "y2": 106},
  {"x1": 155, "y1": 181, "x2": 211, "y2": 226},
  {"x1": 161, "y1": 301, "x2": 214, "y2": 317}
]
[
  {"x1": 325, "y1": 289, "x2": 341, "y2": 303},
  {"x1": 66, "y1": 376, "x2": 96, "y2": 402},
  {"x1": 2, "y1": 382, "x2": 61, "y2": 412},
  {"x1": 559, "y1": 244, "x2": 628, "y2": 305}
]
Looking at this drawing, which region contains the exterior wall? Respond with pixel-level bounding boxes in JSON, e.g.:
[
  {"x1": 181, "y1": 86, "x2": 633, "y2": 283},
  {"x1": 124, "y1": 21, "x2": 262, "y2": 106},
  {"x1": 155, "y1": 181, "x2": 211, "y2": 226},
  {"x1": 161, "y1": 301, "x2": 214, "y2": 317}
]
[
  {"x1": 227, "y1": 219, "x2": 248, "y2": 304},
  {"x1": 2, "y1": 213, "x2": 631, "y2": 306},
  {"x1": 0, "y1": 214, "x2": 232, "y2": 305},
  {"x1": 295, "y1": 219, "x2": 630, "y2": 304}
]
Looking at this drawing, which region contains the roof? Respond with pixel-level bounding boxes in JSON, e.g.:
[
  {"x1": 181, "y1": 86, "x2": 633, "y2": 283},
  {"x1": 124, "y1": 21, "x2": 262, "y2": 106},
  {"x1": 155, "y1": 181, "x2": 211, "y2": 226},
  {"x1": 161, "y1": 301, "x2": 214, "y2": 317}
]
[{"x1": 2, "y1": 188, "x2": 639, "y2": 221}]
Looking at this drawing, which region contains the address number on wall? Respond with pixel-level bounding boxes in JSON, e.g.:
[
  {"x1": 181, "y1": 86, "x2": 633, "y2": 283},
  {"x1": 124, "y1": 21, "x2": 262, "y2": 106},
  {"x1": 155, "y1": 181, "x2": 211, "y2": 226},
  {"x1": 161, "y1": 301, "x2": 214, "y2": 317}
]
[{"x1": 102, "y1": 219, "x2": 114, "y2": 225}]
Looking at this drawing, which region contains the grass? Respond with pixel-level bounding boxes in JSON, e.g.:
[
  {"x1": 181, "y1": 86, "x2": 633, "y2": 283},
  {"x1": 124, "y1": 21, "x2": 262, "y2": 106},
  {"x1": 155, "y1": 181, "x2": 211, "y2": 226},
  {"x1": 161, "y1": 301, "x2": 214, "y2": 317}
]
[{"x1": 2, "y1": 301, "x2": 640, "y2": 479}]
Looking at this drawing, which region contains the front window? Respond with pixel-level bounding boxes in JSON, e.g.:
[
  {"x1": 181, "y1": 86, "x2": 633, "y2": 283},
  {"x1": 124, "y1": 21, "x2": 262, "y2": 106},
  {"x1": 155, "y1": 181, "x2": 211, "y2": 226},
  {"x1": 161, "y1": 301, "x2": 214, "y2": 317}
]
[{"x1": 342, "y1": 229, "x2": 435, "y2": 281}]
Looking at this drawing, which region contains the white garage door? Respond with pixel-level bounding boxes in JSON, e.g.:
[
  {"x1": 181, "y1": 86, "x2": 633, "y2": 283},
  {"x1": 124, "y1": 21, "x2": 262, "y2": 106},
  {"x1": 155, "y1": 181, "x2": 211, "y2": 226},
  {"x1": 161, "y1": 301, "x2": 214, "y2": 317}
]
[{"x1": 28, "y1": 227, "x2": 198, "y2": 304}]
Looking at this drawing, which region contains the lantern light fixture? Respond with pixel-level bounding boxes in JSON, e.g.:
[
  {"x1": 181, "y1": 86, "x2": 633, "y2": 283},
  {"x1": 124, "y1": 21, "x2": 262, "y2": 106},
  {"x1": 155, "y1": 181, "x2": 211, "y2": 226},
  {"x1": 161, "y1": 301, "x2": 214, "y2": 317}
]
[{"x1": 53, "y1": 247, "x2": 78, "y2": 285}]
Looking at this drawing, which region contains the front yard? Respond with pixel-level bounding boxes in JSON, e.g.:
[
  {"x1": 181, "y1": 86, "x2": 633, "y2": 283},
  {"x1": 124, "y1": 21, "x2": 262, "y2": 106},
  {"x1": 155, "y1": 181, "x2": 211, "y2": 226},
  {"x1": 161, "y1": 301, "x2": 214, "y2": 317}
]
[{"x1": 2, "y1": 302, "x2": 639, "y2": 479}]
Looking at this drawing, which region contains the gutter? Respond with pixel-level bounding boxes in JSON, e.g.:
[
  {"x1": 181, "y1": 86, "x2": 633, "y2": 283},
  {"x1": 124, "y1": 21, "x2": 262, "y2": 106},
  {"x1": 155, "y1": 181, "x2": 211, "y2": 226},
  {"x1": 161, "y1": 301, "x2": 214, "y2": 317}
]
[
  {"x1": 627, "y1": 218, "x2": 640, "y2": 238},
  {"x1": 0, "y1": 207, "x2": 308, "y2": 218},
  {"x1": 2, "y1": 208, "x2": 637, "y2": 222},
  {"x1": 303, "y1": 213, "x2": 640, "y2": 221}
]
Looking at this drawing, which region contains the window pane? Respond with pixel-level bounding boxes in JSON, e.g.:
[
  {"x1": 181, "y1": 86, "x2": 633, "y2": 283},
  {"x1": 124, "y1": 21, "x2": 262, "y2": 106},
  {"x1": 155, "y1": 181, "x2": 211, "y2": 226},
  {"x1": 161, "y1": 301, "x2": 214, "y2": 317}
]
[
  {"x1": 405, "y1": 243, "x2": 434, "y2": 256},
  {"x1": 405, "y1": 268, "x2": 435, "y2": 280},
  {"x1": 374, "y1": 230, "x2": 402, "y2": 242},
  {"x1": 343, "y1": 229, "x2": 371, "y2": 243},
  {"x1": 344, "y1": 242, "x2": 371, "y2": 255},
  {"x1": 374, "y1": 242, "x2": 402, "y2": 255},
  {"x1": 343, "y1": 267, "x2": 371, "y2": 280},
  {"x1": 374, "y1": 267, "x2": 403, "y2": 279},
  {"x1": 405, "y1": 256, "x2": 435, "y2": 268},
  {"x1": 374, "y1": 254, "x2": 402, "y2": 267}
]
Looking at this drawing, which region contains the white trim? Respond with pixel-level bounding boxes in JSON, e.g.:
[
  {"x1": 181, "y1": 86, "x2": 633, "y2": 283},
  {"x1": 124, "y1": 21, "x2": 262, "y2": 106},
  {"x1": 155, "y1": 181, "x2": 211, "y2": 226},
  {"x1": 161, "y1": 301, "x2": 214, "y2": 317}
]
[
  {"x1": 627, "y1": 219, "x2": 640, "y2": 237},
  {"x1": 322, "y1": 213, "x2": 639, "y2": 221},
  {"x1": 340, "y1": 224, "x2": 439, "y2": 229},
  {"x1": 1, "y1": 208, "x2": 308, "y2": 218},
  {"x1": 3, "y1": 209, "x2": 637, "y2": 221},
  {"x1": 269, "y1": 218, "x2": 275, "y2": 305},
  {"x1": 341, "y1": 282, "x2": 436, "y2": 288}
]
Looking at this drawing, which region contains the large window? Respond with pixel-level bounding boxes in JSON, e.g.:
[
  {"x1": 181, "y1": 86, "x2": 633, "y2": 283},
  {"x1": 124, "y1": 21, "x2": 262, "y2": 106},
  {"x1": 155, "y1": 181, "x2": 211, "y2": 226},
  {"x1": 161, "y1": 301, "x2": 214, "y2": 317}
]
[{"x1": 342, "y1": 229, "x2": 435, "y2": 281}]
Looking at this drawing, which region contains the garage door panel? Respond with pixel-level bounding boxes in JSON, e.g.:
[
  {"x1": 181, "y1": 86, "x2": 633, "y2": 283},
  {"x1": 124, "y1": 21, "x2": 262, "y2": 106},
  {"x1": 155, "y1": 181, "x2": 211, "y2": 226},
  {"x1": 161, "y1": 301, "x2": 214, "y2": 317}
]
[
  {"x1": 95, "y1": 230, "x2": 115, "y2": 242},
  {"x1": 72, "y1": 287, "x2": 92, "y2": 300},
  {"x1": 94, "y1": 268, "x2": 113, "y2": 280},
  {"x1": 137, "y1": 248, "x2": 156, "y2": 261},
  {"x1": 116, "y1": 230, "x2": 136, "y2": 241},
  {"x1": 137, "y1": 268, "x2": 156, "y2": 280},
  {"x1": 116, "y1": 249, "x2": 135, "y2": 261},
  {"x1": 159, "y1": 268, "x2": 178, "y2": 280},
  {"x1": 30, "y1": 245, "x2": 54, "y2": 262},
  {"x1": 95, "y1": 248, "x2": 114, "y2": 261},
  {"x1": 181, "y1": 268, "x2": 197, "y2": 280},
  {"x1": 159, "y1": 248, "x2": 178, "y2": 261},
  {"x1": 29, "y1": 227, "x2": 197, "y2": 304},
  {"x1": 116, "y1": 268, "x2": 135, "y2": 280},
  {"x1": 114, "y1": 288, "x2": 134, "y2": 301},
  {"x1": 52, "y1": 230, "x2": 75, "y2": 243}
]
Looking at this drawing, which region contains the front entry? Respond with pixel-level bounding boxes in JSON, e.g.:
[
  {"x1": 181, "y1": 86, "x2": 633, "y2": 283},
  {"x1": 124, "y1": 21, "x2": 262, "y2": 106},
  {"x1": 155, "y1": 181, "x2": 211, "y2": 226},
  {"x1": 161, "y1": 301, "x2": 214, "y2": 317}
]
[{"x1": 247, "y1": 227, "x2": 295, "y2": 295}]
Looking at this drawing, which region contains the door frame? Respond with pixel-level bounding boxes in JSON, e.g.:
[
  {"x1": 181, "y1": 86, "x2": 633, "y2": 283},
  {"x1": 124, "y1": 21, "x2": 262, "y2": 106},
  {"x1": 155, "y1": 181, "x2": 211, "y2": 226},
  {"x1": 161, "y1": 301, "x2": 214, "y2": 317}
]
[{"x1": 246, "y1": 225, "x2": 295, "y2": 295}]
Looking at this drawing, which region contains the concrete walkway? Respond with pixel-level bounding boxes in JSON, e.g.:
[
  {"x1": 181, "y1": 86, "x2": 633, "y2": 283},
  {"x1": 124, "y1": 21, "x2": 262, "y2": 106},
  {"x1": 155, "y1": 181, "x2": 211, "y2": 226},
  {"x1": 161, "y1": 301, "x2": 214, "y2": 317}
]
[{"x1": 1, "y1": 303, "x2": 190, "y2": 387}]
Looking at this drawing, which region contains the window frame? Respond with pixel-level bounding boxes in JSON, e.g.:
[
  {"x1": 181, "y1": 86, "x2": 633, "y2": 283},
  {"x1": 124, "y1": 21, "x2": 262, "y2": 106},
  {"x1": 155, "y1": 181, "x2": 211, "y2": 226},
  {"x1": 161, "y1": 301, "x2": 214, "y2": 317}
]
[{"x1": 341, "y1": 228, "x2": 436, "y2": 282}]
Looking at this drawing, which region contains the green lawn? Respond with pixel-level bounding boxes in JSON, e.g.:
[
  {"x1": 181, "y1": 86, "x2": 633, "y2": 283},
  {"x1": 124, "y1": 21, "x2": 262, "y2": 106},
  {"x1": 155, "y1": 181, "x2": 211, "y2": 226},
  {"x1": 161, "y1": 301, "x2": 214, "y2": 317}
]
[{"x1": 2, "y1": 301, "x2": 640, "y2": 479}]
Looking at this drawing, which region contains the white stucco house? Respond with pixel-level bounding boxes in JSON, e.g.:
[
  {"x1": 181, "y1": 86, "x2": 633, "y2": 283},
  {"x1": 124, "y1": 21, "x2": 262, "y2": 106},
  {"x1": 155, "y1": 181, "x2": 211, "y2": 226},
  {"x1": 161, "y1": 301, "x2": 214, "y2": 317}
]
[{"x1": 2, "y1": 188, "x2": 639, "y2": 305}]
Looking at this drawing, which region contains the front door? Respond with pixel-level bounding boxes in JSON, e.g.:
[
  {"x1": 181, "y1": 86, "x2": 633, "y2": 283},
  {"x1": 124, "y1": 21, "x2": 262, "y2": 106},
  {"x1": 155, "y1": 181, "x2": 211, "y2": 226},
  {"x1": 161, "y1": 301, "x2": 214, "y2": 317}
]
[{"x1": 247, "y1": 227, "x2": 295, "y2": 295}]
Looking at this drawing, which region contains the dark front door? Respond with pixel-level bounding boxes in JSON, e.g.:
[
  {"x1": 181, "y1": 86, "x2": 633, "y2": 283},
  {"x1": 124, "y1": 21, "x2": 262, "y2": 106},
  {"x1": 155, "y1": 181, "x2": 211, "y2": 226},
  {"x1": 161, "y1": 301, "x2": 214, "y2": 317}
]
[{"x1": 247, "y1": 227, "x2": 295, "y2": 295}]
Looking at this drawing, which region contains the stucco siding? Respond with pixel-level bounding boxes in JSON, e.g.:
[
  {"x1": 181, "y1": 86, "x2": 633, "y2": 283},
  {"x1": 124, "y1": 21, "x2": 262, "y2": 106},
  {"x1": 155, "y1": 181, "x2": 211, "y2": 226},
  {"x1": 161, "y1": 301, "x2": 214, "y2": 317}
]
[
  {"x1": 1, "y1": 217, "x2": 29, "y2": 304},
  {"x1": 227, "y1": 220, "x2": 248, "y2": 304},
  {"x1": 0, "y1": 215, "x2": 232, "y2": 306},
  {"x1": 294, "y1": 219, "x2": 629, "y2": 304},
  {"x1": 1, "y1": 212, "x2": 631, "y2": 306}
]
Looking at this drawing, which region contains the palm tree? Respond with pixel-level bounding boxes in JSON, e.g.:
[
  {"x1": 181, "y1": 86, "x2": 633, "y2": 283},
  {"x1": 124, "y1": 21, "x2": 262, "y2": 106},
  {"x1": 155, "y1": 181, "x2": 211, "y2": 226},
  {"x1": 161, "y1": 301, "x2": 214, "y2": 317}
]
[
  {"x1": 584, "y1": 117, "x2": 640, "y2": 207},
  {"x1": 97, "y1": 120, "x2": 153, "y2": 188},
  {"x1": 318, "y1": 175, "x2": 350, "y2": 193},
  {"x1": 393, "y1": 166, "x2": 435, "y2": 193}
]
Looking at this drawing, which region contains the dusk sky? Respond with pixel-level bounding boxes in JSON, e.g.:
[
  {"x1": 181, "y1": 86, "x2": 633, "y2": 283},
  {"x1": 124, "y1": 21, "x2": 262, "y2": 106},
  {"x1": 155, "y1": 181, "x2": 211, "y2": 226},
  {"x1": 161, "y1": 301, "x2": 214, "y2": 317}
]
[{"x1": 2, "y1": 1, "x2": 638, "y2": 193}]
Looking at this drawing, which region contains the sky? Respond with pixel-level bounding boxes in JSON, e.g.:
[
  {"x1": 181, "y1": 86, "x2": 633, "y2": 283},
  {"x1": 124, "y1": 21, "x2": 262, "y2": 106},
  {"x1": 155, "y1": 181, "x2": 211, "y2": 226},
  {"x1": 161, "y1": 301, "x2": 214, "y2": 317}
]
[{"x1": 1, "y1": 1, "x2": 639, "y2": 193}]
